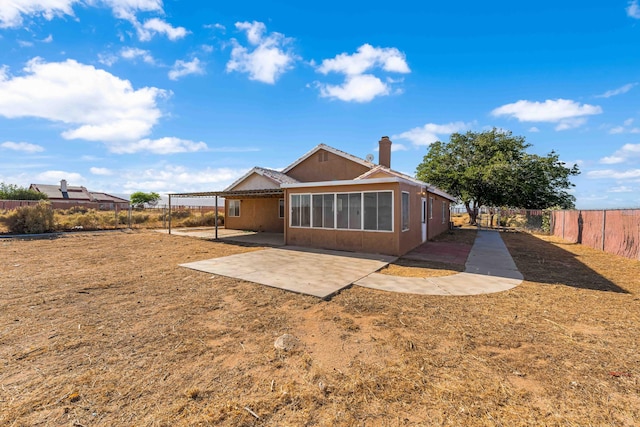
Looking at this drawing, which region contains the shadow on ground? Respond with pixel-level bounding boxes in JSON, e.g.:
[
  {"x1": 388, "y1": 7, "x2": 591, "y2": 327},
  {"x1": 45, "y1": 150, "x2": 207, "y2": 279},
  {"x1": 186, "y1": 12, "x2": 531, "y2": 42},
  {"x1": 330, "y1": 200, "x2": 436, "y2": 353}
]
[{"x1": 502, "y1": 231, "x2": 628, "y2": 293}]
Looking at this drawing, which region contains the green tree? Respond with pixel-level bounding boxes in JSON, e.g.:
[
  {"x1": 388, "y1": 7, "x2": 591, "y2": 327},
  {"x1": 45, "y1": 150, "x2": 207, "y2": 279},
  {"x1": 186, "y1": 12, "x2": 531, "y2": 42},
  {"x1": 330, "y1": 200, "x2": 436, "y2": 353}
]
[
  {"x1": 415, "y1": 129, "x2": 579, "y2": 224},
  {"x1": 130, "y1": 191, "x2": 161, "y2": 209},
  {"x1": 0, "y1": 183, "x2": 48, "y2": 200}
]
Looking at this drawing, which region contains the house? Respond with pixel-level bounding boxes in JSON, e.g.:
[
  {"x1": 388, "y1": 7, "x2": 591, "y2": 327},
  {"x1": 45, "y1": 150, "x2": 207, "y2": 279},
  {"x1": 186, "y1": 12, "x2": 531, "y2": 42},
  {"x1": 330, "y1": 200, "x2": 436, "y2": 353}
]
[
  {"x1": 29, "y1": 180, "x2": 130, "y2": 210},
  {"x1": 221, "y1": 137, "x2": 456, "y2": 257}
]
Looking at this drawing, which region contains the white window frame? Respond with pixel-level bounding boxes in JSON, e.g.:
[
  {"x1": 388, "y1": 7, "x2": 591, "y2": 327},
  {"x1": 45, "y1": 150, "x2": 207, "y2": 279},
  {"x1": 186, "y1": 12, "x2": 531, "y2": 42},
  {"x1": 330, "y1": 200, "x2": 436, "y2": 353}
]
[
  {"x1": 429, "y1": 197, "x2": 434, "y2": 220},
  {"x1": 228, "y1": 199, "x2": 240, "y2": 217},
  {"x1": 442, "y1": 201, "x2": 447, "y2": 224},
  {"x1": 401, "y1": 191, "x2": 410, "y2": 231},
  {"x1": 289, "y1": 191, "x2": 394, "y2": 233}
]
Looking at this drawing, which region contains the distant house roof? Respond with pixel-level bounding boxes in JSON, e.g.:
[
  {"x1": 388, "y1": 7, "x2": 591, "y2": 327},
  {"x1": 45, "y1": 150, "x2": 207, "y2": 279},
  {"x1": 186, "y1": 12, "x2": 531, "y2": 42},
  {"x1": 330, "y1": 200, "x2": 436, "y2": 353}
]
[
  {"x1": 29, "y1": 182, "x2": 129, "y2": 204},
  {"x1": 90, "y1": 192, "x2": 130, "y2": 204},
  {"x1": 281, "y1": 143, "x2": 374, "y2": 174}
]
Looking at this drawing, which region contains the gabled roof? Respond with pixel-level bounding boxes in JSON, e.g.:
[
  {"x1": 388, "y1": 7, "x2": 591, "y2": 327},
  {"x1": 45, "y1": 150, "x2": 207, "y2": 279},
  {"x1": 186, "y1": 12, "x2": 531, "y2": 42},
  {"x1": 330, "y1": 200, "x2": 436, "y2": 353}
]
[
  {"x1": 355, "y1": 166, "x2": 457, "y2": 201},
  {"x1": 281, "y1": 143, "x2": 374, "y2": 174},
  {"x1": 224, "y1": 166, "x2": 299, "y2": 192}
]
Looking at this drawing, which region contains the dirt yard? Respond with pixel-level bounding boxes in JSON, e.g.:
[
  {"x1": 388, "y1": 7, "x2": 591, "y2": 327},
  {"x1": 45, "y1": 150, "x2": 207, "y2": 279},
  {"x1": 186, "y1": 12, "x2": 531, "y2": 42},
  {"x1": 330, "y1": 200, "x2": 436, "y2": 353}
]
[{"x1": 1, "y1": 229, "x2": 638, "y2": 426}]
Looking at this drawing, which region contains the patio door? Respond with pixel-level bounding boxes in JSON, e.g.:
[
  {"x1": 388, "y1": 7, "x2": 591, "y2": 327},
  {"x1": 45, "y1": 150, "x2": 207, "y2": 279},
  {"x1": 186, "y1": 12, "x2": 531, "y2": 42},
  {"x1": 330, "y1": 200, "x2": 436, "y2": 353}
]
[{"x1": 421, "y1": 197, "x2": 427, "y2": 242}]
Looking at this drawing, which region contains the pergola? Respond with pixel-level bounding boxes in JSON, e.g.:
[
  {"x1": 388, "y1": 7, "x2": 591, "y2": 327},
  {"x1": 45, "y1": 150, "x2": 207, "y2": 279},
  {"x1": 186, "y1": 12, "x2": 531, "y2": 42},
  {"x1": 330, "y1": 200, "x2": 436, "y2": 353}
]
[{"x1": 167, "y1": 188, "x2": 284, "y2": 238}]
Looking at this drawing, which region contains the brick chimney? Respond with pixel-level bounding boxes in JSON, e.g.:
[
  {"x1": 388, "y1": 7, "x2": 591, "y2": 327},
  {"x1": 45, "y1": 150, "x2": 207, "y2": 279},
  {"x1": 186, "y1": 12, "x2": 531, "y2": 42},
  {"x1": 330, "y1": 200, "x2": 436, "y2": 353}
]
[
  {"x1": 60, "y1": 179, "x2": 68, "y2": 192},
  {"x1": 378, "y1": 136, "x2": 392, "y2": 168}
]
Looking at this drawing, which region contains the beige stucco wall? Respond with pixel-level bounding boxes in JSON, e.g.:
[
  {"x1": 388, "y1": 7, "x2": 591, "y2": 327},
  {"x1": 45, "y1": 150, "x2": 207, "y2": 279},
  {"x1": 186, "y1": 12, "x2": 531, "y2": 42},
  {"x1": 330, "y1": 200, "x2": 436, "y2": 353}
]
[
  {"x1": 225, "y1": 197, "x2": 284, "y2": 232},
  {"x1": 427, "y1": 193, "x2": 452, "y2": 240},
  {"x1": 397, "y1": 181, "x2": 426, "y2": 256},
  {"x1": 286, "y1": 149, "x2": 371, "y2": 182}
]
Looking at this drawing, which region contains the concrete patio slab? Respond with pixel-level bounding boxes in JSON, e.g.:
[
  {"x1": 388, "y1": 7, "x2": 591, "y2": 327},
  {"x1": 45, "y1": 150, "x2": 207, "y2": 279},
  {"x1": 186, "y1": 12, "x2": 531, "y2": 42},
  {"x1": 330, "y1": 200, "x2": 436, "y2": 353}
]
[
  {"x1": 355, "y1": 230, "x2": 523, "y2": 296},
  {"x1": 180, "y1": 246, "x2": 396, "y2": 299}
]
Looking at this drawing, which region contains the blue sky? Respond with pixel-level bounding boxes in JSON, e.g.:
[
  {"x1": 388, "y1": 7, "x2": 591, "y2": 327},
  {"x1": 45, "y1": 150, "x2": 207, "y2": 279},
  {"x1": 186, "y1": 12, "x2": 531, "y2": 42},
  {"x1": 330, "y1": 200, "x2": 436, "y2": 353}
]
[{"x1": 0, "y1": 0, "x2": 639, "y2": 209}]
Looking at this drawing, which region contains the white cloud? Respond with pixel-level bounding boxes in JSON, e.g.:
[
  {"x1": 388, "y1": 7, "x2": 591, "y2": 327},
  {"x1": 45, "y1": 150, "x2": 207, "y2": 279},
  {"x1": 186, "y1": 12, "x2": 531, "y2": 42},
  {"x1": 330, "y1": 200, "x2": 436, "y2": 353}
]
[
  {"x1": 609, "y1": 126, "x2": 625, "y2": 134},
  {"x1": 120, "y1": 47, "x2": 154, "y2": 64},
  {"x1": 0, "y1": 0, "x2": 163, "y2": 29},
  {"x1": 392, "y1": 121, "x2": 472, "y2": 146},
  {"x1": 587, "y1": 169, "x2": 640, "y2": 180},
  {"x1": 554, "y1": 117, "x2": 587, "y2": 131},
  {"x1": 98, "y1": 53, "x2": 118, "y2": 66},
  {"x1": 136, "y1": 17, "x2": 189, "y2": 42},
  {"x1": 226, "y1": 21, "x2": 296, "y2": 84},
  {"x1": 0, "y1": 57, "x2": 166, "y2": 144},
  {"x1": 599, "y1": 144, "x2": 640, "y2": 164},
  {"x1": 42, "y1": 34, "x2": 53, "y2": 42},
  {"x1": 1, "y1": 141, "x2": 45, "y2": 153},
  {"x1": 122, "y1": 165, "x2": 245, "y2": 192},
  {"x1": 0, "y1": 0, "x2": 79, "y2": 28},
  {"x1": 528, "y1": 126, "x2": 540, "y2": 132},
  {"x1": 168, "y1": 58, "x2": 204, "y2": 80},
  {"x1": 109, "y1": 137, "x2": 208, "y2": 154},
  {"x1": 18, "y1": 40, "x2": 34, "y2": 47},
  {"x1": 391, "y1": 143, "x2": 408, "y2": 152},
  {"x1": 596, "y1": 82, "x2": 637, "y2": 98},
  {"x1": 627, "y1": 0, "x2": 640, "y2": 18},
  {"x1": 317, "y1": 44, "x2": 410, "y2": 76},
  {"x1": 315, "y1": 44, "x2": 410, "y2": 103},
  {"x1": 90, "y1": 167, "x2": 113, "y2": 175},
  {"x1": 492, "y1": 99, "x2": 602, "y2": 122},
  {"x1": 318, "y1": 74, "x2": 389, "y2": 103},
  {"x1": 34, "y1": 170, "x2": 85, "y2": 183},
  {"x1": 608, "y1": 186, "x2": 634, "y2": 193},
  {"x1": 204, "y1": 23, "x2": 225, "y2": 32},
  {"x1": 98, "y1": 0, "x2": 163, "y2": 20},
  {"x1": 491, "y1": 98, "x2": 602, "y2": 130},
  {"x1": 607, "y1": 119, "x2": 640, "y2": 134}
]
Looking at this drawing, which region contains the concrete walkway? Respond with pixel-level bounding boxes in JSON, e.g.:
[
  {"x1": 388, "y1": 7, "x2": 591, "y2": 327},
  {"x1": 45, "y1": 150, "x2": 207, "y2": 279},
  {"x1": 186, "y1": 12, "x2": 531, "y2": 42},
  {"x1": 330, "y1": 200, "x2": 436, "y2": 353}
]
[{"x1": 355, "y1": 230, "x2": 523, "y2": 295}]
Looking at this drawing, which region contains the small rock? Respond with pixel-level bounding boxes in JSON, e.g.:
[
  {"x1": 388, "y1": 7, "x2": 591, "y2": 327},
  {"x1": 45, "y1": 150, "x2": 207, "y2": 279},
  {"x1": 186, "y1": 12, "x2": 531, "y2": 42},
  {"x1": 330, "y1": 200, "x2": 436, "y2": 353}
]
[{"x1": 274, "y1": 334, "x2": 299, "y2": 351}]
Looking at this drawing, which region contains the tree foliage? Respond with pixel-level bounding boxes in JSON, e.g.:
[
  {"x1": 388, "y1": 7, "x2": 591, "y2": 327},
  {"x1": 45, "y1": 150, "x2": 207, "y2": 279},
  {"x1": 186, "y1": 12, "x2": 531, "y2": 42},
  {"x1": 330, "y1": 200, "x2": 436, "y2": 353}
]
[
  {"x1": 415, "y1": 129, "x2": 579, "y2": 224},
  {"x1": 0, "y1": 183, "x2": 48, "y2": 200},
  {"x1": 130, "y1": 191, "x2": 161, "y2": 209}
]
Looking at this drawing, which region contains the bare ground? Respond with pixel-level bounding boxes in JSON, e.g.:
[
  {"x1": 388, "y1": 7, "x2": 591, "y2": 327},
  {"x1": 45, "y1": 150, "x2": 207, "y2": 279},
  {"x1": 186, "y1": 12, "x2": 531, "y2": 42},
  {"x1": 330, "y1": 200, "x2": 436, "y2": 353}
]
[{"x1": 1, "y1": 230, "x2": 639, "y2": 426}]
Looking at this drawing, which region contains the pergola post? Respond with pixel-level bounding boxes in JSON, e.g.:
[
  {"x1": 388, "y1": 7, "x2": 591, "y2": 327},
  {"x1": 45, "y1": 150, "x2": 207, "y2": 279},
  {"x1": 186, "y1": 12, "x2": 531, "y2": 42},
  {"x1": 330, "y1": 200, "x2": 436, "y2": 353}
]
[
  {"x1": 214, "y1": 195, "x2": 219, "y2": 240},
  {"x1": 168, "y1": 194, "x2": 172, "y2": 235}
]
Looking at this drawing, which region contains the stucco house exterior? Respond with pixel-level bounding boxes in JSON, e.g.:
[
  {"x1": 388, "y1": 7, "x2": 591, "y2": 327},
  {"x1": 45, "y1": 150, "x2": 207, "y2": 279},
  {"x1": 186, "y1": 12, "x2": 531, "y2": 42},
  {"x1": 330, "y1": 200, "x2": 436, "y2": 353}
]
[{"x1": 221, "y1": 137, "x2": 456, "y2": 257}]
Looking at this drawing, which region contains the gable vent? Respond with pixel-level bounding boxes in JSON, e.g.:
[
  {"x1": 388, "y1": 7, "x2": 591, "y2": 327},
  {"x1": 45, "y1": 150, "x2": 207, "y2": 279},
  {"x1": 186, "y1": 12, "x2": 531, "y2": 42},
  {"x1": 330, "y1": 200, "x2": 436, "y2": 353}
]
[{"x1": 318, "y1": 151, "x2": 329, "y2": 162}]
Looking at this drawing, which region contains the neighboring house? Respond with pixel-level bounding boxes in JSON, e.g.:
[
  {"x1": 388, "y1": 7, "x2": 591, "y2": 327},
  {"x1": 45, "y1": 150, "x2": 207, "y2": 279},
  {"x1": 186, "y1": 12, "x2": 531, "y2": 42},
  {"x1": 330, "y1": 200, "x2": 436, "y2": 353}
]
[
  {"x1": 221, "y1": 137, "x2": 456, "y2": 256},
  {"x1": 29, "y1": 180, "x2": 130, "y2": 210}
]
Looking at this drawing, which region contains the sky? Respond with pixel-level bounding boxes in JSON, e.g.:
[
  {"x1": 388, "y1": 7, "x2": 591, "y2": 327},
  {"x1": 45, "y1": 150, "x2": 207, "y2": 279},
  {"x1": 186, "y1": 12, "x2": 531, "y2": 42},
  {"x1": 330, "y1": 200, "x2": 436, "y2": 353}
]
[{"x1": 0, "y1": 0, "x2": 639, "y2": 209}]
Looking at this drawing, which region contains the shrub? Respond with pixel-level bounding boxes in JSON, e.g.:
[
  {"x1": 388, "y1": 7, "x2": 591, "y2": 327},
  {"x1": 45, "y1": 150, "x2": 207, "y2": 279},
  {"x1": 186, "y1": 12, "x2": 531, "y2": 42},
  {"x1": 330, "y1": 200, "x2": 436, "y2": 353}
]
[
  {"x1": 182, "y1": 212, "x2": 224, "y2": 227},
  {"x1": 7, "y1": 202, "x2": 55, "y2": 234},
  {"x1": 131, "y1": 213, "x2": 150, "y2": 224}
]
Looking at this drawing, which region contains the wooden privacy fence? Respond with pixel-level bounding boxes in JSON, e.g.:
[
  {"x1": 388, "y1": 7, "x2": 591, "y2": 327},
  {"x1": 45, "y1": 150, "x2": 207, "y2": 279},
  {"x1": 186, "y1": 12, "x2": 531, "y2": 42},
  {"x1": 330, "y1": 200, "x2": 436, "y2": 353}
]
[{"x1": 550, "y1": 209, "x2": 640, "y2": 260}]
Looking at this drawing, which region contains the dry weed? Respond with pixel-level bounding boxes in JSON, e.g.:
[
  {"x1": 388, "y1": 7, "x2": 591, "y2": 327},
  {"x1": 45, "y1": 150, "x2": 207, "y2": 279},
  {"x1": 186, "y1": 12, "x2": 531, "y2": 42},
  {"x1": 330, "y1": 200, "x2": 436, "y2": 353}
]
[{"x1": 0, "y1": 229, "x2": 638, "y2": 426}]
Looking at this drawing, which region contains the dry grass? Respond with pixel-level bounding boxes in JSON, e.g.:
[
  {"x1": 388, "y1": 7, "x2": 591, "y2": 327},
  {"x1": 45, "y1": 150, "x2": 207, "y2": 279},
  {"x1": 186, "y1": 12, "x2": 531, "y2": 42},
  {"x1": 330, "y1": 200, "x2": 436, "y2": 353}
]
[
  {"x1": 0, "y1": 207, "x2": 222, "y2": 234},
  {"x1": 1, "y1": 230, "x2": 639, "y2": 426}
]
